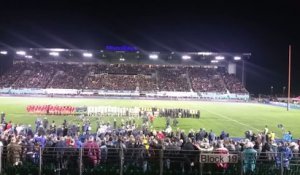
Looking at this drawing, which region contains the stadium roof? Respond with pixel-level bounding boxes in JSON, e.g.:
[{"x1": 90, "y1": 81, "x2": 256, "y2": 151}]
[{"x1": 0, "y1": 47, "x2": 251, "y2": 65}]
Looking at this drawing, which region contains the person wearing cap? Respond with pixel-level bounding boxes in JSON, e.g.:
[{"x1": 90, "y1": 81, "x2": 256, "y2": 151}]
[{"x1": 242, "y1": 141, "x2": 257, "y2": 174}]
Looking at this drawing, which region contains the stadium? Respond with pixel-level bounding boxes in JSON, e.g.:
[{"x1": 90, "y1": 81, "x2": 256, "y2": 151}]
[{"x1": 0, "y1": 46, "x2": 300, "y2": 175}]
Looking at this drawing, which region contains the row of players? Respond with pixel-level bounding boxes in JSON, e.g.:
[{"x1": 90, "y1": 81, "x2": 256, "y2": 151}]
[
  {"x1": 26, "y1": 105, "x2": 76, "y2": 115},
  {"x1": 25, "y1": 105, "x2": 200, "y2": 118},
  {"x1": 87, "y1": 106, "x2": 200, "y2": 118}
]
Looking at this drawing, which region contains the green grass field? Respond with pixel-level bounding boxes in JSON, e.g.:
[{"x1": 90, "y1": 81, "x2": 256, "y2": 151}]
[{"x1": 1, "y1": 96, "x2": 300, "y2": 138}]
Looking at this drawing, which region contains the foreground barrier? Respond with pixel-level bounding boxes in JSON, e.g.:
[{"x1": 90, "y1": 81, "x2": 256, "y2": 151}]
[{"x1": 0, "y1": 146, "x2": 299, "y2": 175}]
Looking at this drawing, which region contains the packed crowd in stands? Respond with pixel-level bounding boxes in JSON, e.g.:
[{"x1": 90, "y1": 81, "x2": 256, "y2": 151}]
[
  {"x1": 0, "y1": 61, "x2": 248, "y2": 93},
  {"x1": 223, "y1": 73, "x2": 248, "y2": 93},
  {"x1": 0, "y1": 63, "x2": 27, "y2": 88},
  {"x1": 157, "y1": 67, "x2": 190, "y2": 91},
  {"x1": 189, "y1": 67, "x2": 226, "y2": 92},
  {"x1": 47, "y1": 64, "x2": 88, "y2": 89},
  {"x1": 0, "y1": 111, "x2": 298, "y2": 174}
]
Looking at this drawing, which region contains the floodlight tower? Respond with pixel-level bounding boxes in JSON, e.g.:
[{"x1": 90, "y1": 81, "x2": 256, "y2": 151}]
[{"x1": 287, "y1": 45, "x2": 291, "y2": 111}]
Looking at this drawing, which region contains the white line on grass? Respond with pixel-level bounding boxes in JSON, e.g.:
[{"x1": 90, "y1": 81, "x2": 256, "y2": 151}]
[{"x1": 201, "y1": 108, "x2": 261, "y2": 132}]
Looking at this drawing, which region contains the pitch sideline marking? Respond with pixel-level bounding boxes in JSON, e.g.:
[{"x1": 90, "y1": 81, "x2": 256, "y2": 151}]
[{"x1": 202, "y1": 108, "x2": 261, "y2": 132}]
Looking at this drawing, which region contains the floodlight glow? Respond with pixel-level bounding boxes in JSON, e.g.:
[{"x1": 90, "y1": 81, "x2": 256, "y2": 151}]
[
  {"x1": 119, "y1": 58, "x2": 125, "y2": 61},
  {"x1": 215, "y1": 56, "x2": 224, "y2": 60},
  {"x1": 234, "y1": 56, "x2": 241, "y2": 60},
  {"x1": 83, "y1": 53, "x2": 93, "y2": 57},
  {"x1": 198, "y1": 52, "x2": 212, "y2": 55},
  {"x1": 149, "y1": 54, "x2": 158, "y2": 59},
  {"x1": 0, "y1": 51, "x2": 7, "y2": 55},
  {"x1": 182, "y1": 55, "x2": 191, "y2": 60},
  {"x1": 16, "y1": 51, "x2": 26, "y2": 55},
  {"x1": 49, "y1": 48, "x2": 66, "y2": 52},
  {"x1": 211, "y1": 60, "x2": 219, "y2": 63},
  {"x1": 25, "y1": 55, "x2": 33, "y2": 58},
  {"x1": 49, "y1": 52, "x2": 59, "y2": 56}
]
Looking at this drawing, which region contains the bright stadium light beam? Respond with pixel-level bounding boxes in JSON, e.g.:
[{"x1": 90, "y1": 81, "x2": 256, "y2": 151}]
[
  {"x1": 182, "y1": 55, "x2": 191, "y2": 60},
  {"x1": 48, "y1": 48, "x2": 67, "y2": 52},
  {"x1": 49, "y1": 52, "x2": 59, "y2": 56},
  {"x1": 215, "y1": 56, "x2": 225, "y2": 60},
  {"x1": 234, "y1": 56, "x2": 241, "y2": 60},
  {"x1": 211, "y1": 60, "x2": 219, "y2": 63},
  {"x1": 16, "y1": 51, "x2": 26, "y2": 55},
  {"x1": 149, "y1": 54, "x2": 158, "y2": 60},
  {"x1": 198, "y1": 52, "x2": 212, "y2": 55},
  {"x1": 0, "y1": 51, "x2": 7, "y2": 55},
  {"x1": 83, "y1": 53, "x2": 93, "y2": 57}
]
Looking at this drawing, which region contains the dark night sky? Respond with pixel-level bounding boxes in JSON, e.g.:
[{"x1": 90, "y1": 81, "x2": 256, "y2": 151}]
[{"x1": 0, "y1": 1, "x2": 300, "y2": 96}]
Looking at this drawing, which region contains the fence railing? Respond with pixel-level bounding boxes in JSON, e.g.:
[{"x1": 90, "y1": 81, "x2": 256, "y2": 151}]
[{"x1": 0, "y1": 146, "x2": 299, "y2": 175}]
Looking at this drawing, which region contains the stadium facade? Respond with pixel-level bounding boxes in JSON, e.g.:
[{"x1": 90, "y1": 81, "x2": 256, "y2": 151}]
[{"x1": 0, "y1": 48, "x2": 250, "y2": 100}]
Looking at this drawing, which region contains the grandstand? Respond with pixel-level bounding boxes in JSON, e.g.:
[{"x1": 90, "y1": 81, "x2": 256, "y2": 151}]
[
  {"x1": 0, "y1": 48, "x2": 250, "y2": 100},
  {"x1": 1, "y1": 48, "x2": 300, "y2": 175}
]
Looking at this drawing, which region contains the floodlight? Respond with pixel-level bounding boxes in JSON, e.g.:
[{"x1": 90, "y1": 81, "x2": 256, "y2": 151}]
[
  {"x1": 149, "y1": 54, "x2": 158, "y2": 59},
  {"x1": 16, "y1": 51, "x2": 26, "y2": 55},
  {"x1": 198, "y1": 52, "x2": 212, "y2": 55},
  {"x1": 83, "y1": 53, "x2": 93, "y2": 57},
  {"x1": 215, "y1": 56, "x2": 224, "y2": 60},
  {"x1": 25, "y1": 55, "x2": 33, "y2": 58},
  {"x1": 182, "y1": 55, "x2": 191, "y2": 60},
  {"x1": 119, "y1": 58, "x2": 125, "y2": 61},
  {"x1": 48, "y1": 48, "x2": 66, "y2": 52},
  {"x1": 234, "y1": 56, "x2": 241, "y2": 60},
  {"x1": 211, "y1": 60, "x2": 219, "y2": 63},
  {"x1": 0, "y1": 51, "x2": 7, "y2": 55},
  {"x1": 49, "y1": 52, "x2": 59, "y2": 56}
]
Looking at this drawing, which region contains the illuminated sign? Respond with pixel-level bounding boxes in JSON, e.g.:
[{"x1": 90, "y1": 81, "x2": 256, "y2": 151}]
[{"x1": 105, "y1": 45, "x2": 138, "y2": 52}]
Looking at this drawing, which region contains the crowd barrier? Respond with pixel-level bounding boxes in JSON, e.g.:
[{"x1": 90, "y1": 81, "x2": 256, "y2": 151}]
[
  {"x1": 269, "y1": 102, "x2": 300, "y2": 110},
  {"x1": 0, "y1": 88, "x2": 250, "y2": 100},
  {"x1": 0, "y1": 146, "x2": 299, "y2": 175}
]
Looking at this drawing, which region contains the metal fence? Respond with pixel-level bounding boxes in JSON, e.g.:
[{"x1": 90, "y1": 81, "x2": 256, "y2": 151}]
[{"x1": 0, "y1": 146, "x2": 299, "y2": 175}]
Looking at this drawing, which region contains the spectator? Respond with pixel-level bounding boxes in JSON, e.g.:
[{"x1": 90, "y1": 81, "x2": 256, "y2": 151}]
[
  {"x1": 242, "y1": 141, "x2": 257, "y2": 174},
  {"x1": 7, "y1": 136, "x2": 22, "y2": 166},
  {"x1": 83, "y1": 135, "x2": 100, "y2": 168}
]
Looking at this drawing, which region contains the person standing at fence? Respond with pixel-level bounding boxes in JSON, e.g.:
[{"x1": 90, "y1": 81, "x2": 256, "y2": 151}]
[
  {"x1": 182, "y1": 138, "x2": 197, "y2": 173},
  {"x1": 83, "y1": 136, "x2": 100, "y2": 168},
  {"x1": 214, "y1": 141, "x2": 229, "y2": 173},
  {"x1": 242, "y1": 141, "x2": 257, "y2": 175},
  {"x1": 276, "y1": 142, "x2": 293, "y2": 171},
  {"x1": 7, "y1": 136, "x2": 22, "y2": 166}
]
